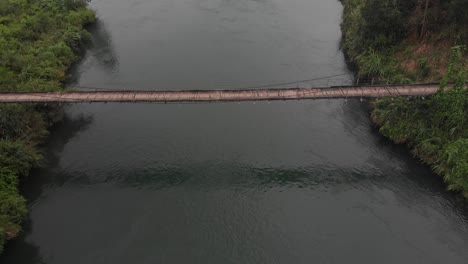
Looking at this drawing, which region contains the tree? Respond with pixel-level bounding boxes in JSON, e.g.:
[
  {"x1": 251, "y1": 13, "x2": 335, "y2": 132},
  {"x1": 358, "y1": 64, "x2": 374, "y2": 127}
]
[
  {"x1": 420, "y1": 0, "x2": 430, "y2": 39},
  {"x1": 361, "y1": 0, "x2": 408, "y2": 48}
]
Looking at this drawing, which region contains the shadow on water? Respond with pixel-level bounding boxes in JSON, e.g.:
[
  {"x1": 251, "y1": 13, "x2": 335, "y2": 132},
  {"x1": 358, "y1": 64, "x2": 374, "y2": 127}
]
[
  {"x1": 54, "y1": 155, "x2": 454, "y2": 202},
  {"x1": 341, "y1": 99, "x2": 468, "y2": 213},
  {"x1": 52, "y1": 156, "x2": 468, "y2": 223},
  {"x1": 85, "y1": 19, "x2": 119, "y2": 72},
  {"x1": 60, "y1": 162, "x2": 362, "y2": 190},
  {"x1": 67, "y1": 18, "x2": 119, "y2": 86},
  {"x1": 0, "y1": 236, "x2": 44, "y2": 264},
  {"x1": 21, "y1": 113, "x2": 94, "y2": 202},
  {"x1": 0, "y1": 113, "x2": 94, "y2": 264}
]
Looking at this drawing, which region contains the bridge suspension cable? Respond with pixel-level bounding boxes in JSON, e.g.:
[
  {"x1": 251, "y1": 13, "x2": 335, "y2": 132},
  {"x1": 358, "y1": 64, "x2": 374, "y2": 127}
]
[{"x1": 72, "y1": 73, "x2": 354, "y2": 91}]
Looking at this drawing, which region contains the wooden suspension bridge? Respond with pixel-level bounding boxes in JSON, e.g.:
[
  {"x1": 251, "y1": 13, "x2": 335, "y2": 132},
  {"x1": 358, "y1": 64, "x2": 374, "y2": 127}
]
[{"x1": 0, "y1": 84, "x2": 448, "y2": 103}]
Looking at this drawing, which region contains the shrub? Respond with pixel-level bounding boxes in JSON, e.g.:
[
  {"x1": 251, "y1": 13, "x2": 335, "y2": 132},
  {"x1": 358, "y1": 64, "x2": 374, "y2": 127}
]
[{"x1": 0, "y1": 168, "x2": 27, "y2": 255}]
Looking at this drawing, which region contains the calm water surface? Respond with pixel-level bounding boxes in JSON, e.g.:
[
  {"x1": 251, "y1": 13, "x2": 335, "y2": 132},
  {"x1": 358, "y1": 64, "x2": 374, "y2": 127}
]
[{"x1": 2, "y1": 0, "x2": 468, "y2": 263}]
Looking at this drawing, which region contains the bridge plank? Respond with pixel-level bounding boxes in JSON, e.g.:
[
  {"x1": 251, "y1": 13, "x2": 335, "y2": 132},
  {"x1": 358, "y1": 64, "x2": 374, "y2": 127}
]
[{"x1": 0, "y1": 84, "x2": 453, "y2": 103}]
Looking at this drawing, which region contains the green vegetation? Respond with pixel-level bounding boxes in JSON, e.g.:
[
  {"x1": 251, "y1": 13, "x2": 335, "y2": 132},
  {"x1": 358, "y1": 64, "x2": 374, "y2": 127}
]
[
  {"x1": 0, "y1": 0, "x2": 94, "y2": 254},
  {"x1": 341, "y1": 0, "x2": 468, "y2": 195}
]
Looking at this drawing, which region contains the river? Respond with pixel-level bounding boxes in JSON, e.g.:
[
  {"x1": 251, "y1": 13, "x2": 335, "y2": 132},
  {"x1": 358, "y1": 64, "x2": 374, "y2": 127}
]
[{"x1": 2, "y1": 0, "x2": 468, "y2": 263}]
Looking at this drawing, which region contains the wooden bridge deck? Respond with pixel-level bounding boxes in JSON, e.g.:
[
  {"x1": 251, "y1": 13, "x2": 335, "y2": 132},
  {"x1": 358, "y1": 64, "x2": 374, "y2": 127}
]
[{"x1": 0, "y1": 84, "x2": 443, "y2": 103}]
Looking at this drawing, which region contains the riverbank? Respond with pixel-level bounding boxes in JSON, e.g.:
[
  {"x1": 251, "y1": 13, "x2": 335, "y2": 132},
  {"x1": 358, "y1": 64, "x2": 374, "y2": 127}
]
[
  {"x1": 340, "y1": 0, "x2": 467, "y2": 196},
  {"x1": 0, "y1": 0, "x2": 95, "y2": 253}
]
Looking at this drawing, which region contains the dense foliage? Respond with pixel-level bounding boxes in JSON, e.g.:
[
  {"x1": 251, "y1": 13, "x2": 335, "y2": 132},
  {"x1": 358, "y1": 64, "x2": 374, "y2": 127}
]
[
  {"x1": 341, "y1": 0, "x2": 468, "y2": 195},
  {"x1": 341, "y1": 0, "x2": 468, "y2": 82},
  {"x1": 372, "y1": 47, "x2": 467, "y2": 192},
  {"x1": 0, "y1": 0, "x2": 94, "y2": 254},
  {"x1": 0, "y1": 168, "x2": 27, "y2": 253}
]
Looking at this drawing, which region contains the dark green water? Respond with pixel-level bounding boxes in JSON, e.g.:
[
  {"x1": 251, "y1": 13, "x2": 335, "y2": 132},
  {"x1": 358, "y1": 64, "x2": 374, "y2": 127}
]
[{"x1": 2, "y1": 0, "x2": 468, "y2": 263}]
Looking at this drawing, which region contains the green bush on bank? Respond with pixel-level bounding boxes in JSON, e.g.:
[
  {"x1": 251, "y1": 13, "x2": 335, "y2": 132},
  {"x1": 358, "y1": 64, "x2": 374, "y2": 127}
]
[
  {"x1": 340, "y1": 0, "x2": 415, "y2": 83},
  {"x1": 341, "y1": 0, "x2": 468, "y2": 195},
  {"x1": 0, "y1": 0, "x2": 95, "y2": 92},
  {"x1": 0, "y1": 140, "x2": 41, "y2": 179},
  {"x1": 0, "y1": 0, "x2": 94, "y2": 254},
  {"x1": 374, "y1": 47, "x2": 467, "y2": 192},
  {"x1": 0, "y1": 168, "x2": 27, "y2": 253}
]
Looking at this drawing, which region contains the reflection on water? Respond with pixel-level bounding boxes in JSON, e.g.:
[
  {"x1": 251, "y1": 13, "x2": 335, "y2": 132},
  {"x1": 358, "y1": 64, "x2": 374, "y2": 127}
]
[
  {"x1": 22, "y1": 113, "x2": 93, "y2": 202},
  {"x1": 1, "y1": 114, "x2": 93, "y2": 264},
  {"x1": 68, "y1": 19, "x2": 119, "y2": 88},
  {"x1": 86, "y1": 20, "x2": 119, "y2": 73}
]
